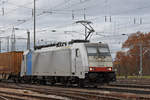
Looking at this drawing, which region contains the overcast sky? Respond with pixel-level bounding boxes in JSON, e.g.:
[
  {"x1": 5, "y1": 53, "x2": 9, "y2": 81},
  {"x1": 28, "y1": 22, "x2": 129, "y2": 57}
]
[{"x1": 0, "y1": 0, "x2": 150, "y2": 57}]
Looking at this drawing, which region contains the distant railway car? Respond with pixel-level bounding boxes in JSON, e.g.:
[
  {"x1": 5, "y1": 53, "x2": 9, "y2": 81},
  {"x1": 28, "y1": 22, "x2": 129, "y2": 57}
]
[
  {"x1": 21, "y1": 41, "x2": 116, "y2": 86},
  {"x1": 0, "y1": 51, "x2": 23, "y2": 80}
]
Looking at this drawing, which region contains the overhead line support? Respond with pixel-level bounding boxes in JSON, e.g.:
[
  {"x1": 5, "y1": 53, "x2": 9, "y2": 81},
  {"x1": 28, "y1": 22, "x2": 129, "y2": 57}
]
[{"x1": 34, "y1": 0, "x2": 36, "y2": 50}]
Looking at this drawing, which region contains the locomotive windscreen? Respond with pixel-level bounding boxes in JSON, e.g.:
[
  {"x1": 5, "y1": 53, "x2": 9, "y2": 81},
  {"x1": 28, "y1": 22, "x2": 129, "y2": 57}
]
[{"x1": 86, "y1": 45, "x2": 111, "y2": 57}]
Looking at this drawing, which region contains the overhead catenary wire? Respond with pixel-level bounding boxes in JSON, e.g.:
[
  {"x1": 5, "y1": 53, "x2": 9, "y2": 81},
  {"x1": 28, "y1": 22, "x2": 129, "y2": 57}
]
[
  {"x1": 0, "y1": 0, "x2": 113, "y2": 31},
  {"x1": 0, "y1": 0, "x2": 149, "y2": 41},
  {"x1": 0, "y1": 0, "x2": 92, "y2": 31}
]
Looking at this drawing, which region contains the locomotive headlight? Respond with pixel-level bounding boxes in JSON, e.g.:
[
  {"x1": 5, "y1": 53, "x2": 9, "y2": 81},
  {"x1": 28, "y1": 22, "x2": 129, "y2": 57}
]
[
  {"x1": 107, "y1": 67, "x2": 112, "y2": 71},
  {"x1": 89, "y1": 67, "x2": 94, "y2": 71},
  {"x1": 89, "y1": 67, "x2": 93, "y2": 71}
]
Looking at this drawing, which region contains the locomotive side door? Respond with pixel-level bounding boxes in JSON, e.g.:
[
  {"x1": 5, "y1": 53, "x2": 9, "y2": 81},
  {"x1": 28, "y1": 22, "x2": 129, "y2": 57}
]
[
  {"x1": 72, "y1": 48, "x2": 83, "y2": 78},
  {"x1": 71, "y1": 49, "x2": 76, "y2": 75},
  {"x1": 75, "y1": 48, "x2": 84, "y2": 78}
]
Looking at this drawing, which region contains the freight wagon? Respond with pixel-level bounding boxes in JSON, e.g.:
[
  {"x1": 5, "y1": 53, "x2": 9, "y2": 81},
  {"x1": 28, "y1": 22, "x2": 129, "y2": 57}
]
[{"x1": 0, "y1": 51, "x2": 23, "y2": 81}]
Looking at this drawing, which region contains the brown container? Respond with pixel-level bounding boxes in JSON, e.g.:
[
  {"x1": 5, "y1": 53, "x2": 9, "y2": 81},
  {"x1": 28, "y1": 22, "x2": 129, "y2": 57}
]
[{"x1": 0, "y1": 51, "x2": 23, "y2": 75}]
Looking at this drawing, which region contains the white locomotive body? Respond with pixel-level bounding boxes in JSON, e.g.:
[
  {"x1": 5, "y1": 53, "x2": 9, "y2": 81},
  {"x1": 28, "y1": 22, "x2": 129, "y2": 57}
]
[{"x1": 21, "y1": 41, "x2": 116, "y2": 86}]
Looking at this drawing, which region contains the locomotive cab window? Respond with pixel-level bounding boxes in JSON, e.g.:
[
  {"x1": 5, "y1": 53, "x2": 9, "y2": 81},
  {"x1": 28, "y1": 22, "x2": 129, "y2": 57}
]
[
  {"x1": 86, "y1": 46, "x2": 97, "y2": 56},
  {"x1": 98, "y1": 47, "x2": 110, "y2": 56},
  {"x1": 87, "y1": 47, "x2": 97, "y2": 54},
  {"x1": 76, "y1": 48, "x2": 80, "y2": 57},
  {"x1": 98, "y1": 47, "x2": 109, "y2": 53}
]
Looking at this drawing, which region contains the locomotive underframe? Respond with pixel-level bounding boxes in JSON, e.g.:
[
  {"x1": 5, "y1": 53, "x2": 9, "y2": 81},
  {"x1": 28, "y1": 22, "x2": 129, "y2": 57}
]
[{"x1": 17, "y1": 71, "x2": 116, "y2": 86}]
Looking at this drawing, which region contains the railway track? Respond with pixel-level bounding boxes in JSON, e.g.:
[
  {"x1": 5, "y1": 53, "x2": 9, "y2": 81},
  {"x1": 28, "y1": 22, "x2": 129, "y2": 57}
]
[
  {"x1": 98, "y1": 85, "x2": 150, "y2": 94},
  {"x1": 110, "y1": 83, "x2": 150, "y2": 89},
  {"x1": 0, "y1": 82, "x2": 149, "y2": 100},
  {"x1": 0, "y1": 96, "x2": 9, "y2": 100},
  {"x1": 117, "y1": 79, "x2": 150, "y2": 85},
  {"x1": 0, "y1": 87, "x2": 66, "y2": 100},
  {"x1": 0, "y1": 83, "x2": 122, "y2": 100}
]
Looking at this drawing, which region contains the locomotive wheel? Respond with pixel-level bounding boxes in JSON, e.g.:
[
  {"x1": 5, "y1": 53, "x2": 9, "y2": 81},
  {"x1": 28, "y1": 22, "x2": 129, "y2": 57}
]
[
  {"x1": 50, "y1": 81, "x2": 55, "y2": 86},
  {"x1": 64, "y1": 81, "x2": 73, "y2": 87},
  {"x1": 78, "y1": 79, "x2": 84, "y2": 88},
  {"x1": 40, "y1": 80, "x2": 46, "y2": 85}
]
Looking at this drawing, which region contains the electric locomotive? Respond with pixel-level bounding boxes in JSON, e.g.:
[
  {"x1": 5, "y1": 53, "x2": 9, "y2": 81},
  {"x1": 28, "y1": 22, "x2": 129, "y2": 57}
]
[{"x1": 21, "y1": 40, "x2": 116, "y2": 87}]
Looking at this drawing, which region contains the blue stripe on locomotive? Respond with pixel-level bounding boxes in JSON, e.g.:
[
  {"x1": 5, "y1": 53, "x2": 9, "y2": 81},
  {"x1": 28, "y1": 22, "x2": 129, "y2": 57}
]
[{"x1": 26, "y1": 51, "x2": 32, "y2": 75}]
